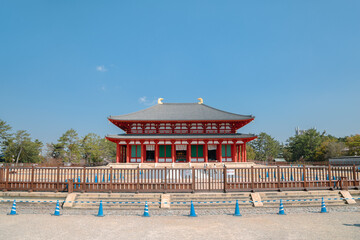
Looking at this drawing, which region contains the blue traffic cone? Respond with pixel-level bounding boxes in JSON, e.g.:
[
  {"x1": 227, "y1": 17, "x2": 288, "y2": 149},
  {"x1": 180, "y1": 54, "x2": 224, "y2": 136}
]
[
  {"x1": 95, "y1": 174, "x2": 98, "y2": 183},
  {"x1": 278, "y1": 199, "x2": 286, "y2": 215},
  {"x1": 8, "y1": 200, "x2": 18, "y2": 215},
  {"x1": 266, "y1": 171, "x2": 269, "y2": 178},
  {"x1": 281, "y1": 173, "x2": 285, "y2": 180},
  {"x1": 233, "y1": 200, "x2": 242, "y2": 217},
  {"x1": 96, "y1": 200, "x2": 105, "y2": 217},
  {"x1": 320, "y1": 197, "x2": 327, "y2": 213},
  {"x1": 52, "y1": 200, "x2": 61, "y2": 216},
  {"x1": 102, "y1": 174, "x2": 105, "y2": 182},
  {"x1": 143, "y1": 201, "x2": 150, "y2": 217},
  {"x1": 189, "y1": 201, "x2": 197, "y2": 217}
]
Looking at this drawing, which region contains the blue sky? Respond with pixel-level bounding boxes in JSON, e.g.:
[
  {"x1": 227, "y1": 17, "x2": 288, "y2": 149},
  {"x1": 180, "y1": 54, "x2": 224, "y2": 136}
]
[{"x1": 0, "y1": 0, "x2": 359, "y2": 145}]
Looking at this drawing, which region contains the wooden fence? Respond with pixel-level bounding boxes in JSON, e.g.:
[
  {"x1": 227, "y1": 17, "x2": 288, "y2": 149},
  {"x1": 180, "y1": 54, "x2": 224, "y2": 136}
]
[{"x1": 0, "y1": 165, "x2": 359, "y2": 193}]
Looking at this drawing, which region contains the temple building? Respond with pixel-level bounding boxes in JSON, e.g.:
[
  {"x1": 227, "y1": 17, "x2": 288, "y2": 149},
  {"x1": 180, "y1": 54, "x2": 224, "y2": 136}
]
[{"x1": 106, "y1": 98, "x2": 257, "y2": 163}]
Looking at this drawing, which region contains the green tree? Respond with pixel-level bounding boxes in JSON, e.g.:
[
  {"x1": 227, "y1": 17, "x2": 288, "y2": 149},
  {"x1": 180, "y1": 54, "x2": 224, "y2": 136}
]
[
  {"x1": 4, "y1": 130, "x2": 43, "y2": 163},
  {"x1": 246, "y1": 143, "x2": 256, "y2": 160},
  {"x1": 82, "y1": 133, "x2": 103, "y2": 165},
  {"x1": 249, "y1": 132, "x2": 281, "y2": 161},
  {"x1": 82, "y1": 133, "x2": 117, "y2": 165},
  {"x1": 0, "y1": 119, "x2": 12, "y2": 152},
  {"x1": 55, "y1": 129, "x2": 82, "y2": 163},
  {"x1": 346, "y1": 134, "x2": 360, "y2": 156},
  {"x1": 286, "y1": 128, "x2": 324, "y2": 161},
  {"x1": 315, "y1": 138, "x2": 345, "y2": 161}
]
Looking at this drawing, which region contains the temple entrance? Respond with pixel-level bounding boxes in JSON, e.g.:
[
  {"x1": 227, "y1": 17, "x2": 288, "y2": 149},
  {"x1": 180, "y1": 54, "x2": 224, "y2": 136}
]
[
  {"x1": 176, "y1": 150, "x2": 187, "y2": 162},
  {"x1": 145, "y1": 150, "x2": 155, "y2": 162},
  {"x1": 208, "y1": 145, "x2": 217, "y2": 162}
]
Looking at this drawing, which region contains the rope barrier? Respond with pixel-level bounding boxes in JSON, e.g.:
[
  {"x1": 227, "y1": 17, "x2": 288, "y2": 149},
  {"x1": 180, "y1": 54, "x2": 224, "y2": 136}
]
[{"x1": 0, "y1": 197, "x2": 359, "y2": 205}]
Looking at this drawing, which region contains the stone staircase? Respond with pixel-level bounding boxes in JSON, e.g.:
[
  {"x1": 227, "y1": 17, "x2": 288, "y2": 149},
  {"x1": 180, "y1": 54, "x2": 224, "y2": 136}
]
[
  {"x1": 259, "y1": 190, "x2": 347, "y2": 207},
  {"x1": 69, "y1": 193, "x2": 161, "y2": 209},
  {"x1": 169, "y1": 192, "x2": 253, "y2": 209}
]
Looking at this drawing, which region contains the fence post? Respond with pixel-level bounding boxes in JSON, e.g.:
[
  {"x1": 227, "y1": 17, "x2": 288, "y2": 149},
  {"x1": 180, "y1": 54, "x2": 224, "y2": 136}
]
[
  {"x1": 56, "y1": 166, "x2": 60, "y2": 192},
  {"x1": 68, "y1": 179, "x2": 73, "y2": 193},
  {"x1": 353, "y1": 164, "x2": 357, "y2": 188},
  {"x1": 223, "y1": 167, "x2": 227, "y2": 193},
  {"x1": 136, "y1": 166, "x2": 140, "y2": 193},
  {"x1": 328, "y1": 164, "x2": 332, "y2": 189},
  {"x1": 164, "y1": 167, "x2": 167, "y2": 193},
  {"x1": 192, "y1": 167, "x2": 195, "y2": 193},
  {"x1": 30, "y1": 165, "x2": 35, "y2": 192},
  {"x1": 277, "y1": 166, "x2": 281, "y2": 191},
  {"x1": 82, "y1": 166, "x2": 87, "y2": 193},
  {"x1": 109, "y1": 167, "x2": 113, "y2": 193},
  {"x1": 303, "y1": 165, "x2": 307, "y2": 190},
  {"x1": 251, "y1": 166, "x2": 255, "y2": 192},
  {"x1": 4, "y1": 166, "x2": 9, "y2": 191}
]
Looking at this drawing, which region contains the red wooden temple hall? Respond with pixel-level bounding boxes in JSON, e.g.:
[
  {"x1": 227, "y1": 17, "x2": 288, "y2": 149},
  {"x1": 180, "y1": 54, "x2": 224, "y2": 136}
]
[{"x1": 106, "y1": 98, "x2": 257, "y2": 163}]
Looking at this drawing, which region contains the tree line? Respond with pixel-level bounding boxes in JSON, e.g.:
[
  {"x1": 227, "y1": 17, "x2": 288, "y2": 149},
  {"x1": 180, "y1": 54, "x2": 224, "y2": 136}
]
[
  {"x1": 0, "y1": 119, "x2": 116, "y2": 165},
  {"x1": 248, "y1": 129, "x2": 360, "y2": 162},
  {"x1": 1, "y1": 118, "x2": 359, "y2": 164}
]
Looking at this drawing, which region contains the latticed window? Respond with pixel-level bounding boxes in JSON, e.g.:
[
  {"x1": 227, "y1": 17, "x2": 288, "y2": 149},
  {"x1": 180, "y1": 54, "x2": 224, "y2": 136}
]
[
  {"x1": 158, "y1": 123, "x2": 172, "y2": 134},
  {"x1": 219, "y1": 123, "x2": 231, "y2": 133},
  {"x1": 206, "y1": 123, "x2": 218, "y2": 133},
  {"x1": 144, "y1": 123, "x2": 157, "y2": 134},
  {"x1": 190, "y1": 123, "x2": 203, "y2": 134},
  {"x1": 174, "y1": 123, "x2": 188, "y2": 134},
  {"x1": 130, "y1": 123, "x2": 143, "y2": 134}
]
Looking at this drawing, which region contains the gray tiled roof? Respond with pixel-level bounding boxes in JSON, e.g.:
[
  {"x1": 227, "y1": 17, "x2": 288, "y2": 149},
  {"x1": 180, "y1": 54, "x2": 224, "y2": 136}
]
[
  {"x1": 109, "y1": 103, "x2": 254, "y2": 121},
  {"x1": 106, "y1": 133, "x2": 256, "y2": 140}
]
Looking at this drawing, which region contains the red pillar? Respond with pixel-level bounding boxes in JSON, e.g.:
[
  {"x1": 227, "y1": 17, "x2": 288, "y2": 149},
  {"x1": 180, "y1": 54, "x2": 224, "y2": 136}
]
[
  {"x1": 116, "y1": 143, "x2": 121, "y2": 163},
  {"x1": 155, "y1": 141, "x2": 159, "y2": 163},
  {"x1": 140, "y1": 141, "x2": 144, "y2": 163},
  {"x1": 244, "y1": 143, "x2": 247, "y2": 162},
  {"x1": 187, "y1": 141, "x2": 191, "y2": 163},
  {"x1": 241, "y1": 143, "x2": 245, "y2": 162},
  {"x1": 171, "y1": 141, "x2": 175, "y2": 163},
  {"x1": 218, "y1": 141, "x2": 223, "y2": 163},
  {"x1": 232, "y1": 142, "x2": 237, "y2": 162},
  {"x1": 204, "y1": 141, "x2": 208, "y2": 163},
  {"x1": 126, "y1": 143, "x2": 130, "y2": 163}
]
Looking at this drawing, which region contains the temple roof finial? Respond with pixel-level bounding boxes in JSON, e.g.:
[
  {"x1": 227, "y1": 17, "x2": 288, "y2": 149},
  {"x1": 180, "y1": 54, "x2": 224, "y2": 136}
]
[
  {"x1": 158, "y1": 98, "x2": 164, "y2": 104},
  {"x1": 198, "y1": 98, "x2": 203, "y2": 104}
]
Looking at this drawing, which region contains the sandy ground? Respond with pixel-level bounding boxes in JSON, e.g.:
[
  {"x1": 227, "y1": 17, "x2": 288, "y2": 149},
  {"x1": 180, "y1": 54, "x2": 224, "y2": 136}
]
[{"x1": 0, "y1": 212, "x2": 359, "y2": 240}]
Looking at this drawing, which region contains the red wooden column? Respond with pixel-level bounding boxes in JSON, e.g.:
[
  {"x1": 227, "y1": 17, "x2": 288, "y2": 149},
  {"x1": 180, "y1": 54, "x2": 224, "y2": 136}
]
[
  {"x1": 232, "y1": 142, "x2": 237, "y2": 162},
  {"x1": 126, "y1": 142, "x2": 130, "y2": 163},
  {"x1": 204, "y1": 140, "x2": 208, "y2": 163},
  {"x1": 241, "y1": 143, "x2": 245, "y2": 162},
  {"x1": 116, "y1": 143, "x2": 121, "y2": 163},
  {"x1": 171, "y1": 141, "x2": 175, "y2": 163},
  {"x1": 187, "y1": 140, "x2": 192, "y2": 163},
  {"x1": 218, "y1": 141, "x2": 223, "y2": 163},
  {"x1": 244, "y1": 143, "x2": 247, "y2": 162},
  {"x1": 155, "y1": 141, "x2": 159, "y2": 163},
  {"x1": 140, "y1": 141, "x2": 145, "y2": 163}
]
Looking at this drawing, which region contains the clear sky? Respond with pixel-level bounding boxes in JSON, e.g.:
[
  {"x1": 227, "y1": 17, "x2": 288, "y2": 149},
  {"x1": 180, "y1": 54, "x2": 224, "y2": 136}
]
[{"x1": 0, "y1": 0, "x2": 359, "y2": 145}]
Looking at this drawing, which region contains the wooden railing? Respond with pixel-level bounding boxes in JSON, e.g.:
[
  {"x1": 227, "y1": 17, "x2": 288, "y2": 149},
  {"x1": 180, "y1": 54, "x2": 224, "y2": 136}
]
[{"x1": 0, "y1": 165, "x2": 359, "y2": 193}]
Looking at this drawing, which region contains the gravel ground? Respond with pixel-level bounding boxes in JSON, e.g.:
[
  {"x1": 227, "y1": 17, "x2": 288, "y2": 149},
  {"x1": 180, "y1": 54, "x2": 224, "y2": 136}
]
[{"x1": 0, "y1": 211, "x2": 359, "y2": 240}]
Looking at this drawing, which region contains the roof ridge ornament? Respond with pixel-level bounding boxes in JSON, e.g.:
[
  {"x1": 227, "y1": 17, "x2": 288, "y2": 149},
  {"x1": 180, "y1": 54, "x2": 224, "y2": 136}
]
[
  {"x1": 158, "y1": 98, "x2": 164, "y2": 104},
  {"x1": 198, "y1": 98, "x2": 203, "y2": 104}
]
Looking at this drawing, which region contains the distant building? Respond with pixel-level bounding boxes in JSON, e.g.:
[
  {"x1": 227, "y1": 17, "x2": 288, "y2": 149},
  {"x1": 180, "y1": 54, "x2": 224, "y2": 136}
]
[
  {"x1": 329, "y1": 156, "x2": 360, "y2": 165},
  {"x1": 295, "y1": 127, "x2": 316, "y2": 136}
]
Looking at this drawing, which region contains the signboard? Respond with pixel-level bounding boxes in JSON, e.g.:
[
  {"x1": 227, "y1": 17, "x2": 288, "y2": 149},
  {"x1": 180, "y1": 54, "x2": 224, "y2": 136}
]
[
  {"x1": 184, "y1": 170, "x2": 192, "y2": 177},
  {"x1": 227, "y1": 169, "x2": 235, "y2": 176}
]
